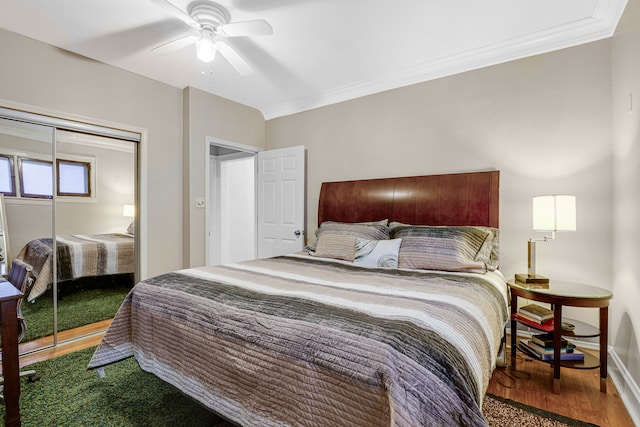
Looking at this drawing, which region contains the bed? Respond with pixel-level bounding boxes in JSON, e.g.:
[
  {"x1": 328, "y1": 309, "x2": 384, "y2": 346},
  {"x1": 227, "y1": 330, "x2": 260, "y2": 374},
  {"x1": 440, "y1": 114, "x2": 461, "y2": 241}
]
[
  {"x1": 15, "y1": 233, "x2": 134, "y2": 302},
  {"x1": 89, "y1": 170, "x2": 507, "y2": 426}
]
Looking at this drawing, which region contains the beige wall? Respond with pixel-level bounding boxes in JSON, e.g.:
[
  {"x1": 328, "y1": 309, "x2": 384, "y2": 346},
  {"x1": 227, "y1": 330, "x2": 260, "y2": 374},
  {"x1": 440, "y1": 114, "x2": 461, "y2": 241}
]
[
  {"x1": 267, "y1": 41, "x2": 613, "y2": 327},
  {"x1": 612, "y1": 0, "x2": 640, "y2": 404},
  {"x1": 182, "y1": 87, "x2": 264, "y2": 268}
]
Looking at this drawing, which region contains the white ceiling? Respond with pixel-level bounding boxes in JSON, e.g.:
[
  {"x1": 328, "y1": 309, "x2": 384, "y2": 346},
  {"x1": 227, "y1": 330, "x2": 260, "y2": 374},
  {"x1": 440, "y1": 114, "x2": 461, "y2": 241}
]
[{"x1": 0, "y1": 0, "x2": 627, "y2": 119}]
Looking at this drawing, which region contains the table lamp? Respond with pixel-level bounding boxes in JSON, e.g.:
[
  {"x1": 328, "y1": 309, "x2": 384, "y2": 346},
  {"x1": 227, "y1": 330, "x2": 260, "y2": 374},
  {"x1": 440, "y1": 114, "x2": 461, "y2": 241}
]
[
  {"x1": 122, "y1": 204, "x2": 135, "y2": 219},
  {"x1": 515, "y1": 194, "x2": 576, "y2": 284}
]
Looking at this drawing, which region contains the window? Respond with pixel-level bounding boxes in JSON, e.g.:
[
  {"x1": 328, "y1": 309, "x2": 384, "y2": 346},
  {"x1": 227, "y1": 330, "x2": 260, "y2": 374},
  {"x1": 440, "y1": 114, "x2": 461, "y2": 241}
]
[
  {"x1": 0, "y1": 155, "x2": 15, "y2": 196},
  {"x1": 19, "y1": 158, "x2": 53, "y2": 198},
  {"x1": 57, "y1": 159, "x2": 90, "y2": 197}
]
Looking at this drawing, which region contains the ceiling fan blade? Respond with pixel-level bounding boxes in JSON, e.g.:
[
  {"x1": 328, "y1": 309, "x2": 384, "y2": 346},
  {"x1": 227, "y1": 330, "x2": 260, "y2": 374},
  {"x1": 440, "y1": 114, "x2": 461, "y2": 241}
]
[
  {"x1": 150, "y1": 0, "x2": 202, "y2": 29},
  {"x1": 151, "y1": 34, "x2": 198, "y2": 55},
  {"x1": 217, "y1": 41, "x2": 252, "y2": 75},
  {"x1": 219, "y1": 19, "x2": 273, "y2": 37}
]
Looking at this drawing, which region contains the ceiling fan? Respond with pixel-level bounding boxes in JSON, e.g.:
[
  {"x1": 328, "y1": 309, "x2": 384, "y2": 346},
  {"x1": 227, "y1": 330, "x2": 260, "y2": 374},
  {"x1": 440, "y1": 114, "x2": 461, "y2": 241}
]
[{"x1": 151, "y1": 0, "x2": 273, "y2": 75}]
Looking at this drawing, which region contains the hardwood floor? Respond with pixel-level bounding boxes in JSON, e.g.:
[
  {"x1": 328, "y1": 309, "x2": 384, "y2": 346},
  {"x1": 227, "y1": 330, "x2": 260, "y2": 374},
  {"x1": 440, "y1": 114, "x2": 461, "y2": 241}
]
[
  {"x1": 487, "y1": 344, "x2": 634, "y2": 426},
  {"x1": 0, "y1": 319, "x2": 111, "y2": 371},
  {"x1": 4, "y1": 324, "x2": 635, "y2": 426}
]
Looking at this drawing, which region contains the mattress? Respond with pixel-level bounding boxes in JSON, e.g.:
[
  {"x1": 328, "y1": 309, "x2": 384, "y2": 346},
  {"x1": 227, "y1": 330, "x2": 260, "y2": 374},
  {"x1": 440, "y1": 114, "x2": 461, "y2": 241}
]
[{"x1": 89, "y1": 254, "x2": 508, "y2": 426}]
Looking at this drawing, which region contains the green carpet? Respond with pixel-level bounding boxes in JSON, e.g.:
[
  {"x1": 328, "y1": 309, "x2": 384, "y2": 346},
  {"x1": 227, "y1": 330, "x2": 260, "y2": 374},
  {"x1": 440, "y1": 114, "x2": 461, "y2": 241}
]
[
  {"x1": 1, "y1": 347, "x2": 228, "y2": 427},
  {"x1": 21, "y1": 286, "x2": 131, "y2": 342}
]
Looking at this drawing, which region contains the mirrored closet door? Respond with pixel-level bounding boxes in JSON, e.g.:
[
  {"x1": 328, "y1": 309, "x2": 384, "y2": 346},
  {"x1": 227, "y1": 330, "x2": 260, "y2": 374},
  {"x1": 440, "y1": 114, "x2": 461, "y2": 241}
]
[
  {"x1": 0, "y1": 108, "x2": 139, "y2": 355},
  {"x1": 0, "y1": 116, "x2": 55, "y2": 353},
  {"x1": 54, "y1": 130, "x2": 136, "y2": 344}
]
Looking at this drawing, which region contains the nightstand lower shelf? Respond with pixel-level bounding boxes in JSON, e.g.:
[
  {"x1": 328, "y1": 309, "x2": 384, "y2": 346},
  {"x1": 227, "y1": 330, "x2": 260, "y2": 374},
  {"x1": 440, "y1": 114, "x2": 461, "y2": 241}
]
[
  {"x1": 559, "y1": 351, "x2": 599, "y2": 369},
  {"x1": 516, "y1": 342, "x2": 600, "y2": 369},
  {"x1": 514, "y1": 316, "x2": 600, "y2": 338}
]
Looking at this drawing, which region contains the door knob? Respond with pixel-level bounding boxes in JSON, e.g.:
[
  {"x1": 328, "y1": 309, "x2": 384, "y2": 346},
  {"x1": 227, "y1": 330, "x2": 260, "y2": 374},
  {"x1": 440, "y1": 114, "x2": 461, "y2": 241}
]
[{"x1": 294, "y1": 230, "x2": 302, "y2": 237}]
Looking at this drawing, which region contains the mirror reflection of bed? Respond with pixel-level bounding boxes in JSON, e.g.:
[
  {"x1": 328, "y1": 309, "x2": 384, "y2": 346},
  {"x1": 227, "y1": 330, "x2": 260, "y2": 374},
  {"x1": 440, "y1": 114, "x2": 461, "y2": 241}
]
[
  {"x1": 17, "y1": 234, "x2": 135, "y2": 343},
  {"x1": 0, "y1": 118, "x2": 137, "y2": 354}
]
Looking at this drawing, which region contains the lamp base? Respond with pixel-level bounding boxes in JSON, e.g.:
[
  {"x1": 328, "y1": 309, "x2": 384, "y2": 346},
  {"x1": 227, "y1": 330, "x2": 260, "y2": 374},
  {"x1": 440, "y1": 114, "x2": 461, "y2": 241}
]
[{"x1": 515, "y1": 273, "x2": 550, "y2": 285}]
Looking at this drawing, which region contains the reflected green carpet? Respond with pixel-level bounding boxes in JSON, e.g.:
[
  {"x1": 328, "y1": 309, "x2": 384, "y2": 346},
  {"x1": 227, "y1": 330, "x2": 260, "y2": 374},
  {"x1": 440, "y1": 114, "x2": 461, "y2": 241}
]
[{"x1": 21, "y1": 286, "x2": 131, "y2": 342}]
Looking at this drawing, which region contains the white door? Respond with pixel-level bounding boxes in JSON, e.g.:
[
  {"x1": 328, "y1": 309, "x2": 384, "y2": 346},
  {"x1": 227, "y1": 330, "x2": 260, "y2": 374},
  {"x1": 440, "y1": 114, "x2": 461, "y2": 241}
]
[{"x1": 257, "y1": 145, "x2": 305, "y2": 258}]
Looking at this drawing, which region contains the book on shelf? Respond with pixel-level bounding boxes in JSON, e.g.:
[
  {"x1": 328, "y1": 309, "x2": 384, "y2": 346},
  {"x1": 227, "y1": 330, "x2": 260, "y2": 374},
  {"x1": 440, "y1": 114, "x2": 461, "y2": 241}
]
[
  {"x1": 519, "y1": 303, "x2": 554, "y2": 322},
  {"x1": 526, "y1": 339, "x2": 576, "y2": 355},
  {"x1": 518, "y1": 340, "x2": 584, "y2": 361},
  {"x1": 515, "y1": 311, "x2": 554, "y2": 325},
  {"x1": 530, "y1": 332, "x2": 567, "y2": 348},
  {"x1": 512, "y1": 313, "x2": 554, "y2": 332}
]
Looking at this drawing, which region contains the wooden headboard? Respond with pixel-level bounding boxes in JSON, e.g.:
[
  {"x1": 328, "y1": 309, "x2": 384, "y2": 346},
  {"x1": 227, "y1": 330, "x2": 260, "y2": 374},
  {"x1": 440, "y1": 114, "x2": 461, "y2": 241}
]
[{"x1": 317, "y1": 171, "x2": 499, "y2": 228}]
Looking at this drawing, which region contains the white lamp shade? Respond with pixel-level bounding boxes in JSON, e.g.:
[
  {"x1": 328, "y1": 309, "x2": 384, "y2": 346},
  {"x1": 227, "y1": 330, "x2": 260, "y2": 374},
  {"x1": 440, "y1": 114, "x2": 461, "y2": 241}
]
[
  {"x1": 122, "y1": 204, "x2": 135, "y2": 218},
  {"x1": 532, "y1": 195, "x2": 576, "y2": 232}
]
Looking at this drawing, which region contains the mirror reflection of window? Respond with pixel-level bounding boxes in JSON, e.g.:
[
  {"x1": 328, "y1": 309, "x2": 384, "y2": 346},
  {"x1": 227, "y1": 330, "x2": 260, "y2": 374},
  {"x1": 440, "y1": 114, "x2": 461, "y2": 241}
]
[
  {"x1": 57, "y1": 160, "x2": 90, "y2": 196},
  {"x1": 0, "y1": 155, "x2": 15, "y2": 196},
  {"x1": 19, "y1": 158, "x2": 53, "y2": 198}
]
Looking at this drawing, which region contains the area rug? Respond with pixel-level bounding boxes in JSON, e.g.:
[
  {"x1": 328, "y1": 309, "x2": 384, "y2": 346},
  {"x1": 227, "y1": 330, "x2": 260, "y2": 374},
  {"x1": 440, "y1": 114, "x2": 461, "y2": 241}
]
[
  {"x1": 483, "y1": 394, "x2": 599, "y2": 427},
  {"x1": 1, "y1": 347, "x2": 598, "y2": 426}
]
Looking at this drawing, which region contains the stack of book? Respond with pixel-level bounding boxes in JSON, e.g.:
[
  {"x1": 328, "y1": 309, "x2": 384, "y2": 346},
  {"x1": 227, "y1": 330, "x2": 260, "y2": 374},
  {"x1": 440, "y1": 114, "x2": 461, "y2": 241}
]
[
  {"x1": 518, "y1": 333, "x2": 584, "y2": 361},
  {"x1": 513, "y1": 303, "x2": 554, "y2": 331}
]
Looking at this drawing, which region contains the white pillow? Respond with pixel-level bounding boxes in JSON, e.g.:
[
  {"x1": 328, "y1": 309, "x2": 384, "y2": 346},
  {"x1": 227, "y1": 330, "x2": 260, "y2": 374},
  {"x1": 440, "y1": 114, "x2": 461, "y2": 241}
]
[{"x1": 354, "y1": 238, "x2": 402, "y2": 268}]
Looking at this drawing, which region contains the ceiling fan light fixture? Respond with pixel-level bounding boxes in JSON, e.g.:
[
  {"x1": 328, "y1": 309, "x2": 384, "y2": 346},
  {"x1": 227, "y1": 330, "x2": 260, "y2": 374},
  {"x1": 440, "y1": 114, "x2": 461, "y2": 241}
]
[
  {"x1": 195, "y1": 29, "x2": 217, "y2": 63},
  {"x1": 151, "y1": 1, "x2": 266, "y2": 74}
]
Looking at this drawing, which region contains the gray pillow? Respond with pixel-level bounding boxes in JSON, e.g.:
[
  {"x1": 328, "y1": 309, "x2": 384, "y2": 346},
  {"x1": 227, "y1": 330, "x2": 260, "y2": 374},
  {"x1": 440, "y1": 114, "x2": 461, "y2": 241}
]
[
  {"x1": 307, "y1": 220, "x2": 389, "y2": 252},
  {"x1": 390, "y1": 224, "x2": 499, "y2": 270},
  {"x1": 391, "y1": 225, "x2": 493, "y2": 272},
  {"x1": 310, "y1": 233, "x2": 357, "y2": 261}
]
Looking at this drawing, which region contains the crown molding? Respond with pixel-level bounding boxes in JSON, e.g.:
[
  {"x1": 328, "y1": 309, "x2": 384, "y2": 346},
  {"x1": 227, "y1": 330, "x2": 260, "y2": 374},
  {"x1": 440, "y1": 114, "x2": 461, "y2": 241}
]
[{"x1": 262, "y1": 0, "x2": 627, "y2": 120}]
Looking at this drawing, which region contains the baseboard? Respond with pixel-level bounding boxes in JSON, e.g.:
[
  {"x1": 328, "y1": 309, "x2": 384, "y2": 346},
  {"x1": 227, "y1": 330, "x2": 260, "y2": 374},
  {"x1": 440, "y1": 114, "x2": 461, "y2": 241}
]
[{"x1": 608, "y1": 347, "x2": 640, "y2": 426}]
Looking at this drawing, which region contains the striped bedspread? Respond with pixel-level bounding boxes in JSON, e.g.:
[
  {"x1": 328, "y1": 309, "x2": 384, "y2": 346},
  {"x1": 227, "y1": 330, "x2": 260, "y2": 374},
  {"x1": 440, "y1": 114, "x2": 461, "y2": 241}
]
[
  {"x1": 89, "y1": 254, "x2": 508, "y2": 426},
  {"x1": 16, "y1": 233, "x2": 134, "y2": 302}
]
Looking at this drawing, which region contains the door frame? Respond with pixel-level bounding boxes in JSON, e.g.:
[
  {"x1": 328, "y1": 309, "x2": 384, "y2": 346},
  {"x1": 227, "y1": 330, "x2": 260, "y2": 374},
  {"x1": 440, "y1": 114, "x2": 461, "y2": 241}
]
[{"x1": 205, "y1": 136, "x2": 261, "y2": 266}]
